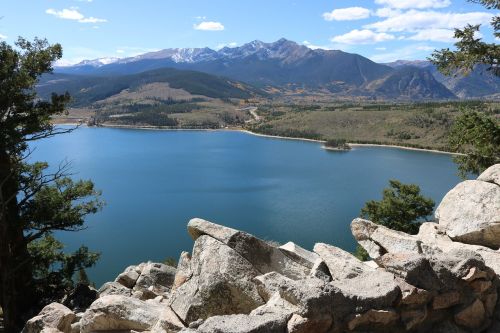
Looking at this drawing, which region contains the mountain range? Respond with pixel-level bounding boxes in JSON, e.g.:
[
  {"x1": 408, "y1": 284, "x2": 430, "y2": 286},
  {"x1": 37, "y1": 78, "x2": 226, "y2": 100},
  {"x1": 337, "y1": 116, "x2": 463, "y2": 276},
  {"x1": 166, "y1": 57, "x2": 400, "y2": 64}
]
[{"x1": 52, "y1": 38, "x2": 500, "y2": 101}]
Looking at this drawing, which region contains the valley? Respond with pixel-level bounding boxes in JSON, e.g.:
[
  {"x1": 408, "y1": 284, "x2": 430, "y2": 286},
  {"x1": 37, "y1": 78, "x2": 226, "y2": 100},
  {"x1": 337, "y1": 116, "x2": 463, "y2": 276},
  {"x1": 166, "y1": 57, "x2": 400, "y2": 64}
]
[{"x1": 45, "y1": 38, "x2": 500, "y2": 151}]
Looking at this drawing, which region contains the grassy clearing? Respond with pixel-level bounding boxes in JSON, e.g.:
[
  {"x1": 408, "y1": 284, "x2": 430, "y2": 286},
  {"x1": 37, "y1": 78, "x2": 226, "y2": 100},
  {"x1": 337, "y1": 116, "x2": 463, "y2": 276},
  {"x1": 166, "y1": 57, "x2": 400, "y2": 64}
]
[{"x1": 246, "y1": 100, "x2": 500, "y2": 150}]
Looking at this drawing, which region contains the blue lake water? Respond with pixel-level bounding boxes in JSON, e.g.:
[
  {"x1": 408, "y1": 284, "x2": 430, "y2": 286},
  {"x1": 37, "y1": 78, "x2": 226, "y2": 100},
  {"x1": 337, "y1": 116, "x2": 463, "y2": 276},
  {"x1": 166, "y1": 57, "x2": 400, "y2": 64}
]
[{"x1": 30, "y1": 127, "x2": 461, "y2": 286}]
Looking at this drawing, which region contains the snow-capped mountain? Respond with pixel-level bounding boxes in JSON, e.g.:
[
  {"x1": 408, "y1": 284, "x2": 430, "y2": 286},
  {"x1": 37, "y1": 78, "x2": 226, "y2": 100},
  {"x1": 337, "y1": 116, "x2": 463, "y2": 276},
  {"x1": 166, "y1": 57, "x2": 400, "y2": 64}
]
[{"x1": 52, "y1": 38, "x2": 498, "y2": 99}]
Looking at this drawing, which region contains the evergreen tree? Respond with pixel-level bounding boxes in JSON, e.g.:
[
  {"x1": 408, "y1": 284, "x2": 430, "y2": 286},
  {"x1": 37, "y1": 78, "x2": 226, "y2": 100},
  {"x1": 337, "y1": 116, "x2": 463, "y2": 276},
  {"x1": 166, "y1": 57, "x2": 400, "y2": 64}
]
[
  {"x1": 0, "y1": 37, "x2": 103, "y2": 331},
  {"x1": 360, "y1": 180, "x2": 435, "y2": 235}
]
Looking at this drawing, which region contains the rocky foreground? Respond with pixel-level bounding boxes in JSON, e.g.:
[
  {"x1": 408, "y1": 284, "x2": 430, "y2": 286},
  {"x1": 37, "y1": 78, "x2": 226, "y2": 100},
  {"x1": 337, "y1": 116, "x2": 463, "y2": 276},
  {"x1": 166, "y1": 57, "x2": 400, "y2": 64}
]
[{"x1": 23, "y1": 165, "x2": 500, "y2": 333}]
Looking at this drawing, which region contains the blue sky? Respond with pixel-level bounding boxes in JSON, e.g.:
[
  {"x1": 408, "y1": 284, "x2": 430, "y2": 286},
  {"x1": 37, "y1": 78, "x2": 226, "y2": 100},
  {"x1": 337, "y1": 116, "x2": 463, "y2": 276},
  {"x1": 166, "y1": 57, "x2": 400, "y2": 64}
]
[{"x1": 0, "y1": 0, "x2": 497, "y2": 64}]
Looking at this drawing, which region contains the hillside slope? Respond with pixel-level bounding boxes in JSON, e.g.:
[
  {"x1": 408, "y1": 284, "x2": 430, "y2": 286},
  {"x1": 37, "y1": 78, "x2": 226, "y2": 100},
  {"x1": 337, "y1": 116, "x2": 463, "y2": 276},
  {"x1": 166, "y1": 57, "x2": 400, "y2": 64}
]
[{"x1": 38, "y1": 67, "x2": 262, "y2": 106}]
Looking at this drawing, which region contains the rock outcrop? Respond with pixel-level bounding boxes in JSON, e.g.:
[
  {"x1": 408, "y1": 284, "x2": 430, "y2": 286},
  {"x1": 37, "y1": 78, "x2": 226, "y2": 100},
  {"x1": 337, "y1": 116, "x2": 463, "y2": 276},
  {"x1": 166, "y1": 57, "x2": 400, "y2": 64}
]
[{"x1": 23, "y1": 164, "x2": 500, "y2": 333}]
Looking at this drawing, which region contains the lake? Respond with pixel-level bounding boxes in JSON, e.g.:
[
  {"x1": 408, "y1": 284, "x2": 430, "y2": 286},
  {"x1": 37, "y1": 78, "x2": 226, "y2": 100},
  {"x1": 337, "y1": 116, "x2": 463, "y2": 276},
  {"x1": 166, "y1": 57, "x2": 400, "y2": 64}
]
[{"x1": 30, "y1": 127, "x2": 461, "y2": 286}]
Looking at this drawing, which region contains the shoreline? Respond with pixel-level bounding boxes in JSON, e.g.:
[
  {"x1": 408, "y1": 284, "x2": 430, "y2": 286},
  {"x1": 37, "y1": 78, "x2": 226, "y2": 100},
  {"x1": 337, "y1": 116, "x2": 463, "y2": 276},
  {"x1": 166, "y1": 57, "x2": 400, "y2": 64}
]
[{"x1": 53, "y1": 121, "x2": 460, "y2": 155}]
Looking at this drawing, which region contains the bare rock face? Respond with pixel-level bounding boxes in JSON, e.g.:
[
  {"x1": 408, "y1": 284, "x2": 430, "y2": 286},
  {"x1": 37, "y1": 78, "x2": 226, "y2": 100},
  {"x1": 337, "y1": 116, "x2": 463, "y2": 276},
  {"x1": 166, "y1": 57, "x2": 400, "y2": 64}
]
[
  {"x1": 435, "y1": 179, "x2": 500, "y2": 249},
  {"x1": 133, "y1": 262, "x2": 176, "y2": 300},
  {"x1": 168, "y1": 235, "x2": 264, "y2": 323},
  {"x1": 188, "y1": 313, "x2": 290, "y2": 333},
  {"x1": 98, "y1": 281, "x2": 132, "y2": 297},
  {"x1": 351, "y1": 218, "x2": 422, "y2": 258},
  {"x1": 187, "y1": 218, "x2": 310, "y2": 279},
  {"x1": 79, "y1": 295, "x2": 162, "y2": 333},
  {"x1": 478, "y1": 164, "x2": 500, "y2": 186},
  {"x1": 279, "y1": 242, "x2": 319, "y2": 269},
  {"x1": 313, "y1": 243, "x2": 374, "y2": 280},
  {"x1": 22, "y1": 303, "x2": 75, "y2": 333}
]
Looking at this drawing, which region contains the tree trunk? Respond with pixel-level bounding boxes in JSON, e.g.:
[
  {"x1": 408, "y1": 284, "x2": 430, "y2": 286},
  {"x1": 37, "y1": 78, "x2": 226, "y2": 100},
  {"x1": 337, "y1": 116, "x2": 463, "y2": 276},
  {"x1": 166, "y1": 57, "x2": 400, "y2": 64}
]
[{"x1": 0, "y1": 149, "x2": 33, "y2": 332}]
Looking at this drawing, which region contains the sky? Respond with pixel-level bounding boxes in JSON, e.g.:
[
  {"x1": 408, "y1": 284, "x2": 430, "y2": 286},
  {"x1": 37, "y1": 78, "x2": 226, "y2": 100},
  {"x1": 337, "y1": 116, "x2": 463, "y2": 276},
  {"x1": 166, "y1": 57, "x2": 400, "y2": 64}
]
[{"x1": 0, "y1": 0, "x2": 498, "y2": 65}]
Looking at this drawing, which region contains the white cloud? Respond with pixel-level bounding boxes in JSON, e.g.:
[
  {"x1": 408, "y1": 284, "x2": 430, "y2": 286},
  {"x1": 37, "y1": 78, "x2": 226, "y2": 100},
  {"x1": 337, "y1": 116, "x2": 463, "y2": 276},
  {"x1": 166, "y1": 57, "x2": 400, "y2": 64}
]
[
  {"x1": 303, "y1": 40, "x2": 333, "y2": 50},
  {"x1": 323, "y1": 7, "x2": 371, "y2": 21},
  {"x1": 193, "y1": 21, "x2": 224, "y2": 31},
  {"x1": 374, "y1": 0, "x2": 451, "y2": 9},
  {"x1": 370, "y1": 43, "x2": 435, "y2": 62},
  {"x1": 375, "y1": 47, "x2": 387, "y2": 50},
  {"x1": 409, "y1": 28, "x2": 456, "y2": 42},
  {"x1": 46, "y1": 8, "x2": 107, "y2": 23},
  {"x1": 331, "y1": 29, "x2": 395, "y2": 44},
  {"x1": 0, "y1": 34, "x2": 7, "y2": 40},
  {"x1": 366, "y1": 10, "x2": 493, "y2": 32},
  {"x1": 375, "y1": 8, "x2": 401, "y2": 18}
]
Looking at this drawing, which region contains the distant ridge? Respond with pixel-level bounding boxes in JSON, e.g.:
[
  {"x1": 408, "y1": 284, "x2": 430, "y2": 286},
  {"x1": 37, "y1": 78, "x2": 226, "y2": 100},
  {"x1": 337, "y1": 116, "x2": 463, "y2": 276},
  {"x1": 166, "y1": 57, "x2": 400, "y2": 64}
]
[{"x1": 54, "y1": 38, "x2": 499, "y2": 100}]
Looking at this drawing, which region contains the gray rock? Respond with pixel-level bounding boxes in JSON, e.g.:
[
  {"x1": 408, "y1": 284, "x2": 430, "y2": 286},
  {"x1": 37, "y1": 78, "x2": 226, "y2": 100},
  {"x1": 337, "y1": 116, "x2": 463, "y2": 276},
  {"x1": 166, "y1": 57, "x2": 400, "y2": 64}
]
[
  {"x1": 314, "y1": 243, "x2": 374, "y2": 280},
  {"x1": 253, "y1": 272, "x2": 335, "y2": 326},
  {"x1": 351, "y1": 218, "x2": 421, "y2": 258},
  {"x1": 435, "y1": 180, "x2": 500, "y2": 249},
  {"x1": 173, "y1": 251, "x2": 192, "y2": 291},
  {"x1": 347, "y1": 309, "x2": 399, "y2": 331},
  {"x1": 187, "y1": 218, "x2": 310, "y2": 280},
  {"x1": 375, "y1": 253, "x2": 441, "y2": 291},
  {"x1": 194, "y1": 313, "x2": 290, "y2": 333},
  {"x1": 308, "y1": 258, "x2": 332, "y2": 282},
  {"x1": 98, "y1": 281, "x2": 132, "y2": 297},
  {"x1": 150, "y1": 306, "x2": 186, "y2": 333},
  {"x1": 279, "y1": 242, "x2": 319, "y2": 269},
  {"x1": 478, "y1": 164, "x2": 500, "y2": 186},
  {"x1": 133, "y1": 262, "x2": 176, "y2": 300},
  {"x1": 79, "y1": 295, "x2": 161, "y2": 333},
  {"x1": 22, "y1": 303, "x2": 75, "y2": 333},
  {"x1": 116, "y1": 265, "x2": 141, "y2": 288},
  {"x1": 169, "y1": 235, "x2": 264, "y2": 323},
  {"x1": 332, "y1": 270, "x2": 401, "y2": 310}
]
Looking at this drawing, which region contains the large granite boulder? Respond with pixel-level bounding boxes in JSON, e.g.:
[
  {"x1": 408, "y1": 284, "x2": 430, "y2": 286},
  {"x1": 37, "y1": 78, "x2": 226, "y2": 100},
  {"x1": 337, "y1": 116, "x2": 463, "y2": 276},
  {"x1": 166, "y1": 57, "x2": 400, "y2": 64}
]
[
  {"x1": 313, "y1": 242, "x2": 374, "y2": 280},
  {"x1": 435, "y1": 177, "x2": 500, "y2": 249},
  {"x1": 351, "y1": 218, "x2": 422, "y2": 258},
  {"x1": 133, "y1": 262, "x2": 176, "y2": 300},
  {"x1": 79, "y1": 295, "x2": 162, "y2": 333},
  {"x1": 187, "y1": 218, "x2": 310, "y2": 279},
  {"x1": 169, "y1": 235, "x2": 264, "y2": 324},
  {"x1": 22, "y1": 303, "x2": 75, "y2": 333},
  {"x1": 352, "y1": 218, "x2": 500, "y2": 276},
  {"x1": 478, "y1": 164, "x2": 500, "y2": 186},
  {"x1": 98, "y1": 281, "x2": 132, "y2": 297},
  {"x1": 185, "y1": 313, "x2": 290, "y2": 333}
]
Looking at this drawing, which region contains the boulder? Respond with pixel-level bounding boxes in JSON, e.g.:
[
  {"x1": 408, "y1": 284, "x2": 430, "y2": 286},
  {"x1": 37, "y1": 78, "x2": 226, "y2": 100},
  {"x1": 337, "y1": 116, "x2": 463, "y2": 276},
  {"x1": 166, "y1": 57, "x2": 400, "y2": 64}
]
[
  {"x1": 332, "y1": 270, "x2": 401, "y2": 310},
  {"x1": 313, "y1": 243, "x2": 374, "y2": 280},
  {"x1": 279, "y1": 242, "x2": 319, "y2": 269},
  {"x1": 192, "y1": 313, "x2": 290, "y2": 333},
  {"x1": 150, "y1": 306, "x2": 186, "y2": 333},
  {"x1": 116, "y1": 265, "x2": 141, "y2": 288},
  {"x1": 187, "y1": 218, "x2": 310, "y2": 279},
  {"x1": 253, "y1": 272, "x2": 335, "y2": 327},
  {"x1": 375, "y1": 253, "x2": 441, "y2": 291},
  {"x1": 435, "y1": 180, "x2": 500, "y2": 249},
  {"x1": 133, "y1": 262, "x2": 176, "y2": 300},
  {"x1": 169, "y1": 235, "x2": 264, "y2": 323},
  {"x1": 347, "y1": 309, "x2": 399, "y2": 331},
  {"x1": 308, "y1": 258, "x2": 332, "y2": 282},
  {"x1": 173, "y1": 251, "x2": 192, "y2": 290},
  {"x1": 478, "y1": 164, "x2": 500, "y2": 186},
  {"x1": 98, "y1": 281, "x2": 132, "y2": 297},
  {"x1": 22, "y1": 303, "x2": 75, "y2": 333},
  {"x1": 351, "y1": 218, "x2": 421, "y2": 258},
  {"x1": 353, "y1": 219, "x2": 500, "y2": 277},
  {"x1": 287, "y1": 313, "x2": 332, "y2": 333},
  {"x1": 79, "y1": 295, "x2": 161, "y2": 333}
]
